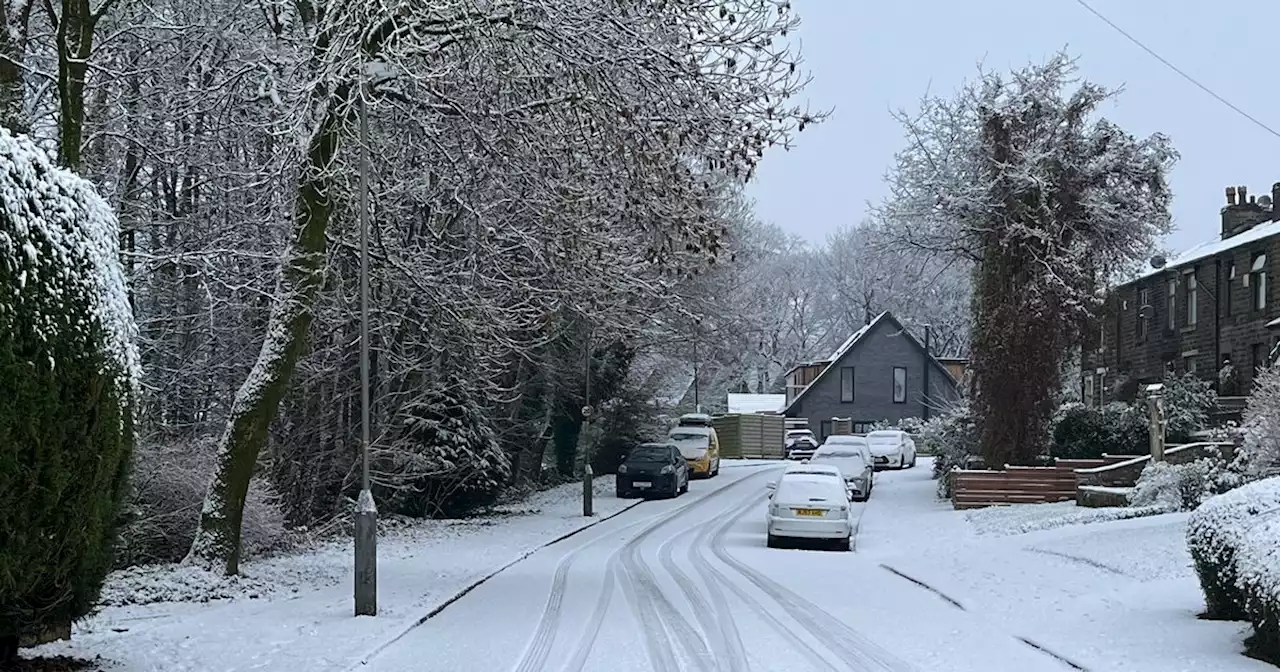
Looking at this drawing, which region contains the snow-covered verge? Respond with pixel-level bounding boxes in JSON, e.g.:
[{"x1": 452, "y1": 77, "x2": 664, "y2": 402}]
[
  {"x1": 855, "y1": 462, "x2": 1267, "y2": 671},
  {"x1": 23, "y1": 475, "x2": 641, "y2": 670},
  {"x1": 963, "y1": 499, "x2": 1171, "y2": 536}
]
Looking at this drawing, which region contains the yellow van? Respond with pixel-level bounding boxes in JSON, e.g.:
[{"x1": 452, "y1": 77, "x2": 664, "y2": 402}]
[{"x1": 668, "y1": 414, "x2": 721, "y2": 478}]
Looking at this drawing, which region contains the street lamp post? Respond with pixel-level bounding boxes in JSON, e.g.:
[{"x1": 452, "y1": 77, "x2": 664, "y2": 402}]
[
  {"x1": 582, "y1": 329, "x2": 594, "y2": 517},
  {"x1": 353, "y1": 84, "x2": 378, "y2": 617}
]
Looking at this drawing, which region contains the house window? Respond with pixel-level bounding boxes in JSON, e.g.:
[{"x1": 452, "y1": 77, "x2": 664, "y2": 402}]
[
  {"x1": 839, "y1": 367, "x2": 854, "y2": 403},
  {"x1": 1226, "y1": 261, "x2": 1236, "y2": 317},
  {"x1": 1083, "y1": 375, "x2": 1095, "y2": 407},
  {"x1": 1252, "y1": 252, "x2": 1268, "y2": 311},
  {"x1": 1137, "y1": 287, "x2": 1150, "y2": 340},
  {"x1": 1166, "y1": 278, "x2": 1177, "y2": 330},
  {"x1": 892, "y1": 367, "x2": 907, "y2": 404},
  {"x1": 1184, "y1": 270, "x2": 1197, "y2": 325},
  {"x1": 852, "y1": 421, "x2": 874, "y2": 434},
  {"x1": 1184, "y1": 355, "x2": 1198, "y2": 376},
  {"x1": 1252, "y1": 343, "x2": 1263, "y2": 373}
]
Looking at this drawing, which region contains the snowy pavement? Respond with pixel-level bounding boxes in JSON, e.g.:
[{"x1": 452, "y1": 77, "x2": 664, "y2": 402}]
[{"x1": 28, "y1": 458, "x2": 1270, "y2": 671}]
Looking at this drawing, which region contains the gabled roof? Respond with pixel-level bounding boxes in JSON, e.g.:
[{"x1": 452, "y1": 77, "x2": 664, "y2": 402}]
[{"x1": 782, "y1": 311, "x2": 959, "y2": 415}]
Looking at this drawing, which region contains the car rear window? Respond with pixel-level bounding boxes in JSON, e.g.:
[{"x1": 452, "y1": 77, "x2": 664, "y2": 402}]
[
  {"x1": 815, "y1": 450, "x2": 863, "y2": 459},
  {"x1": 628, "y1": 447, "x2": 669, "y2": 462},
  {"x1": 776, "y1": 476, "x2": 845, "y2": 502}
]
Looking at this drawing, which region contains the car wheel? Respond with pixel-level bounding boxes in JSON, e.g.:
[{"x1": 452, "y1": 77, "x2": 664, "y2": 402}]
[
  {"x1": 680, "y1": 476, "x2": 689, "y2": 494},
  {"x1": 616, "y1": 488, "x2": 629, "y2": 499},
  {"x1": 834, "y1": 536, "x2": 851, "y2": 552},
  {"x1": 767, "y1": 534, "x2": 781, "y2": 549}
]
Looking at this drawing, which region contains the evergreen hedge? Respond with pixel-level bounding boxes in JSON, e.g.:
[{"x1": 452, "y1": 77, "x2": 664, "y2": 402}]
[{"x1": 0, "y1": 130, "x2": 138, "y2": 657}]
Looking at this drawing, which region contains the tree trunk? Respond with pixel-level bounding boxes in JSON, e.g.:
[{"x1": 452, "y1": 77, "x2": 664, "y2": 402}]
[
  {"x1": 0, "y1": 0, "x2": 32, "y2": 133},
  {"x1": 54, "y1": 0, "x2": 97, "y2": 169},
  {"x1": 185, "y1": 97, "x2": 342, "y2": 575}
]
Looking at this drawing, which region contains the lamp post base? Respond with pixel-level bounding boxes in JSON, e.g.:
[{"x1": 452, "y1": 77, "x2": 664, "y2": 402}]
[{"x1": 354, "y1": 489, "x2": 378, "y2": 616}]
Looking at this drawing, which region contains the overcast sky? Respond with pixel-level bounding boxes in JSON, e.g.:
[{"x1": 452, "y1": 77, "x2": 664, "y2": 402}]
[{"x1": 747, "y1": 0, "x2": 1280, "y2": 256}]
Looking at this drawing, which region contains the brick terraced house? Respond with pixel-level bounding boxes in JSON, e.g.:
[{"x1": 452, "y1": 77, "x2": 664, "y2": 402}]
[{"x1": 1083, "y1": 183, "x2": 1280, "y2": 404}]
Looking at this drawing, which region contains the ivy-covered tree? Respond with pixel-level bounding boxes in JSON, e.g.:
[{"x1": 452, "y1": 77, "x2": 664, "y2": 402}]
[
  {"x1": 0, "y1": 130, "x2": 140, "y2": 660},
  {"x1": 878, "y1": 53, "x2": 1176, "y2": 466}
]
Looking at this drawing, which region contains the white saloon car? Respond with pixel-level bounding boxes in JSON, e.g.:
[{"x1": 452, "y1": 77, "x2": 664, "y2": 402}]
[
  {"x1": 865, "y1": 430, "x2": 917, "y2": 470},
  {"x1": 809, "y1": 439, "x2": 874, "y2": 501},
  {"x1": 765, "y1": 472, "x2": 854, "y2": 551}
]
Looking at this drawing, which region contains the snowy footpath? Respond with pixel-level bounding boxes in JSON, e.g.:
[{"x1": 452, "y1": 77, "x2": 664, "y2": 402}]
[{"x1": 26, "y1": 458, "x2": 1271, "y2": 671}]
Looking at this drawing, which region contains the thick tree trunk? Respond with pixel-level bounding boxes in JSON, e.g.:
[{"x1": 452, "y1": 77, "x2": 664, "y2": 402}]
[
  {"x1": 185, "y1": 100, "x2": 342, "y2": 575},
  {"x1": 54, "y1": 0, "x2": 97, "y2": 169}
]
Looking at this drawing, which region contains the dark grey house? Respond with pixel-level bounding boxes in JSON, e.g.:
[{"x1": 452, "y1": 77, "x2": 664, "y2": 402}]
[{"x1": 782, "y1": 312, "x2": 962, "y2": 440}]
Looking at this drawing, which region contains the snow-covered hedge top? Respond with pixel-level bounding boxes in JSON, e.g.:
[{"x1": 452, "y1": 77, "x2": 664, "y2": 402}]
[
  {"x1": 1186, "y1": 476, "x2": 1280, "y2": 567},
  {"x1": 0, "y1": 128, "x2": 140, "y2": 396}
]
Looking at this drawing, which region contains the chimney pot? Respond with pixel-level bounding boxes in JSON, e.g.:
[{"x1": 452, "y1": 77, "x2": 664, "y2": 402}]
[
  {"x1": 1227, "y1": 186, "x2": 1238, "y2": 205},
  {"x1": 1241, "y1": 185, "x2": 1249, "y2": 202},
  {"x1": 1272, "y1": 182, "x2": 1280, "y2": 222}
]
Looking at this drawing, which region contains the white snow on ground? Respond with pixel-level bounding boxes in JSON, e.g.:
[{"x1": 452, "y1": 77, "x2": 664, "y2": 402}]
[
  {"x1": 24, "y1": 457, "x2": 1266, "y2": 671},
  {"x1": 27, "y1": 471, "x2": 782, "y2": 671},
  {"x1": 861, "y1": 460, "x2": 1268, "y2": 672},
  {"x1": 964, "y1": 498, "x2": 1171, "y2": 536}
]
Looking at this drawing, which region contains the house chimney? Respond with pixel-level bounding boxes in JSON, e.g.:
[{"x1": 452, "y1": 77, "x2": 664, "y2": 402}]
[
  {"x1": 1222, "y1": 183, "x2": 1273, "y2": 240},
  {"x1": 1272, "y1": 182, "x2": 1280, "y2": 221}
]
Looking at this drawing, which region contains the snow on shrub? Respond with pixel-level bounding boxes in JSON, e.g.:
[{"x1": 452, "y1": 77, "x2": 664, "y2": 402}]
[
  {"x1": 0, "y1": 129, "x2": 140, "y2": 653},
  {"x1": 1129, "y1": 459, "x2": 1217, "y2": 511},
  {"x1": 1238, "y1": 364, "x2": 1280, "y2": 480},
  {"x1": 1186, "y1": 477, "x2": 1280, "y2": 620},
  {"x1": 1234, "y1": 514, "x2": 1280, "y2": 658},
  {"x1": 1161, "y1": 371, "x2": 1215, "y2": 442},
  {"x1": 372, "y1": 377, "x2": 511, "y2": 518},
  {"x1": 920, "y1": 401, "x2": 977, "y2": 498}
]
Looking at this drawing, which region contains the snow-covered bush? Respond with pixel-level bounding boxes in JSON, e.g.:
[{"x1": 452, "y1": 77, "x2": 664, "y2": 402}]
[
  {"x1": 1051, "y1": 402, "x2": 1145, "y2": 460},
  {"x1": 1237, "y1": 364, "x2": 1280, "y2": 481},
  {"x1": 920, "y1": 401, "x2": 978, "y2": 498},
  {"x1": 1129, "y1": 458, "x2": 1219, "y2": 511},
  {"x1": 0, "y1": 130, "x2": 140, "y2": 655},
  {"x1": 1233, "y1": 515, "x2": 1280, "y2": 660},
  {"x1": 1162, "y1": 371, "x2": 1215, "y2": 441},
  {"x1": 1186, "y1": 477, "x2": 1280, "y2": 621},
  {"x1": 373, "y1": 379, "x2": 511, "y2": 518},
  {"x1": 117, "y1": 438, "x2": 290, "y2": 568},
  {"x1": 1219, "y1": 362, "x2": 1241, "y2": 397}
]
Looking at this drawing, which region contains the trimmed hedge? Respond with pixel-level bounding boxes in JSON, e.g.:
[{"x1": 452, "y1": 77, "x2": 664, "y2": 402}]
[
  {"x1": 1187, "y1": 477, "x2": 1280, "y2": 631},
  {"x1": 0, "y1": 130, "x2": 139, "y2": 654}
]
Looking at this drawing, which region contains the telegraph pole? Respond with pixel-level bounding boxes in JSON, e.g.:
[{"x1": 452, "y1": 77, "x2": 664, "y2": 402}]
[{"x1": 354, "y1": 84, "x2": 378, "y2": 617}]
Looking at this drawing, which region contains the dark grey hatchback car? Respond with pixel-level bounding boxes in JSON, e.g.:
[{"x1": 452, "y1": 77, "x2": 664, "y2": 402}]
[{"x1": 616, "y1": 442, "x2": 690, "y2": 499}]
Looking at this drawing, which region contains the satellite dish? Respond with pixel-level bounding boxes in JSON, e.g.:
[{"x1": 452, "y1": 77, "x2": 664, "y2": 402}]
[
  {"x1": 1150, "y1": 254, "x2": 1167, "y2": 269},
  {"x1": 1261, "y1": 195, "x2": 1274, "y2": 208}
]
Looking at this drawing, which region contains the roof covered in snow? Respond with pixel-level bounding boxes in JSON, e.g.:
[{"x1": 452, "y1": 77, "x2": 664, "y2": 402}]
[
  {"x1": 826, "y1": 313, "x2": 887, "y2": 362},
  {"x1": 1131, "y1": 219, "x2": 1280, "y2": 284},
  {"x1": 725, "y1": 393, "x2": 785, "y2": 414}
]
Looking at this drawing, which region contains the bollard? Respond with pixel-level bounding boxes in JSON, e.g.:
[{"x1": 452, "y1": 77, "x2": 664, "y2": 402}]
[
  {"x1": 354, "y1": 489, "x2": 378, "y2": 615},
  {"x1": 583, "y1": 464, "x2": 594, "y2": 517}
]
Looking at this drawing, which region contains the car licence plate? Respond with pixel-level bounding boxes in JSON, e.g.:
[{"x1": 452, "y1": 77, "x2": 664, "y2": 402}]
[
  {"x1": 792, "y1": 508, "x2": 823, "y2": 517},
  {"x1": 633, "y1": 481, "x2": 652, "y2": 488}
]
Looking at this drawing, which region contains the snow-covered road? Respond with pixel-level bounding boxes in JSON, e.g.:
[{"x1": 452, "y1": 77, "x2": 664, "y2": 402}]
[{"x1": 358, "y1": 464, "x2": 1058, "y2": 672}]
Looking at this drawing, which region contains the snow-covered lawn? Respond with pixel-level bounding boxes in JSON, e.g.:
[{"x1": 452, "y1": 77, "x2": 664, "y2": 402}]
[
  {"x1": 860, "y1": 460, "x2": 1267, "y2": 671},
  {"x1": 22, "y1": 473, "x2": 660, "y2": 671},
  {"x1": 964, "y1": 498, "x2": 1171, "y2": 536}
]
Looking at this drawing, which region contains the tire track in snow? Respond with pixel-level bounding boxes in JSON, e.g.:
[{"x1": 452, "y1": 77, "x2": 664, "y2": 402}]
[
  {"x1": 697, "y1": 489, "x2": 840, "y2": 672},
  {"x1": 712, "y1": 493, "x2": 916, "y2": 672},
  {"x1": 511, "y1": 518, "x2": 648, "y2": 672},
  {"x1": 556, "y1": 469, "x2": 777, "y2": 672},
  {"x1": 657, "y1": 525, "x2": 734, "y2": 669}
]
